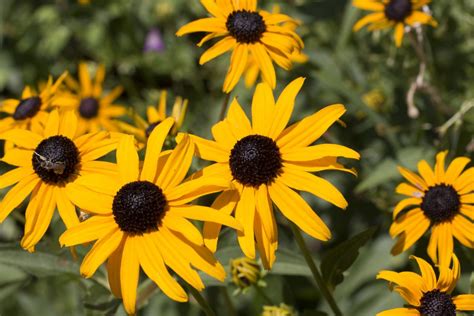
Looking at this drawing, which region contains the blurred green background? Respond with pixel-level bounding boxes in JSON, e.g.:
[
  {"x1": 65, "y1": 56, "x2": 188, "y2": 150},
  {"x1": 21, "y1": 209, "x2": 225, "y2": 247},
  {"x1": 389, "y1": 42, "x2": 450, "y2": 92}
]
[{"x1": 0, "y1": 0, "x2": 473, "y2": 315}]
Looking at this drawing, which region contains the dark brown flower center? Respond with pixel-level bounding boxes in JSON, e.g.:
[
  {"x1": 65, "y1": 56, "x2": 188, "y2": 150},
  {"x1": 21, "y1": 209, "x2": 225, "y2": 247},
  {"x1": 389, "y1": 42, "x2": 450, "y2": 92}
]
[
  {"x1": 13, "y1": 97, "x2": 42, "y2": 121},
  {"x1": 229, "y1": 135, "x2": 282, "y2": 187},
  {"x1": 419, "y1": 290, "x2": 456, "y2": 316},
  {"x1": 226, "y1": 10, "x2": 266, "y2": 43},
  {"x1": 112, "y1": 181, "x2": 167, "y2": 235},
  {"x1": 384, "y1": 0, "x2": 413, "y2": 22},
  {"x1": 421, "y1": 185, "x2": 460, "y2": 223},
  {"x1": 145, "y1": 121, "x2": 161, "y2": 138},
  {"x1": 32, "y1": 136, "x2": 80, "y2": 184},
  {"x1": 79, "y1": 97, "x2": 99, "y2": 119}
]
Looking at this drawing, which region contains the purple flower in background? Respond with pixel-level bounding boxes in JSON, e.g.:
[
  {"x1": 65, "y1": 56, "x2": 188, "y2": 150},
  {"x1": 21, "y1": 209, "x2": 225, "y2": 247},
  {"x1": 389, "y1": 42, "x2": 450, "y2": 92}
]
[{"x1": 144, "y1": 28, "x2": 165, "y2": 53}]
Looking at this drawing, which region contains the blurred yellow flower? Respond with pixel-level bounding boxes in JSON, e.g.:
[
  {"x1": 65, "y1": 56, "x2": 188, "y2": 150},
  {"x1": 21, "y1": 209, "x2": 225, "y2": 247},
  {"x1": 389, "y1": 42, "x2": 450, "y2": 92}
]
[
  {"x1": 391, "y1": 151, "x2": 474, "y2": 265},
  {"x1": 0, "y1": 72, "x2": 68, "y2": 135},
  {"x1": 56, "y1": 62, "x2": 126, "y2": 135},
  {"x1": 116, "y1": 90, "x2": 188, "y2": 145},
  {"x1": 230, "y1": 257, "x2": 261, "y2": 290},
  {"x1": 376, "y1": 255, "x2": 474, "y2": 315},
  {"x1": 176, "y1": 0, "x2": 303, "y2": 93},
  {"x1": 352, "y1": 0, "x2": 437, "y2": 47},
  {"x1": 262, "y1": 304, "x2": 297, "y2": 316}
]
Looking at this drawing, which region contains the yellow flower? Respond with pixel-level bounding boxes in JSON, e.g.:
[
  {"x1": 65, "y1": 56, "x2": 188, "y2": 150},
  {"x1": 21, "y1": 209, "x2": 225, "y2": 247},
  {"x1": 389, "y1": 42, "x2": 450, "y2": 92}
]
[
  {"x1": 262, "y1": 304, "x2": 296, "y2": 316},
  {"x1": 116, "y1": 90, "x2": 188, "y2": 145},
  {"x1": 376, "y1": 255, "x2": 474, "y2": 315},
  {"x1": 59, "y1": 120, "x2": 242, "y2": 315},
  {"x1": 57, "y1": 62, "x2": 126, "y2": 134},
  {"x1": 244, "y1": 5, "x2": 309, "y2": 88},
  {"x1": 176, "y1": 0, "x2": 303, "y2": 93},
  {"x1": 183, "y1": 78, "x2": 359, "y2": 269},
  {"x1": 0, "y1": 109, "x2": 118, "y2": 252},
  {"x1": 391, "y1": 151, "x2": 474, "y2": 265},
  {"x1": 352, "y1": 0, "x2": 437, "y2": 47},
  {"x1": 230, "y1": 257, "x2": 261, "y2": 289},
  {"x1": 0, "y1": 72, "x2": 68, "y2": 135}
]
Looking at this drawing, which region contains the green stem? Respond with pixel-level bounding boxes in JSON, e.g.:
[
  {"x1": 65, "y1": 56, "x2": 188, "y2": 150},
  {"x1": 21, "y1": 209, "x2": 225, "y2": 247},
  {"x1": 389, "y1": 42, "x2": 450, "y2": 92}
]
[
  {"x1": 221, "y1": 287, "x2": 238, "y2": 316},
  {"x1": 218, "y1": 93, "x2": 231, "y2": 121},
  {"x1": 188, "y1": 286, "x2": 217, "y2": 316},
  {"x1": 289, "y1": 222, "x2": 343, "y2": 316},
  {"x1": 254, "y1": 285, "x2": 274, "y2": 305}
]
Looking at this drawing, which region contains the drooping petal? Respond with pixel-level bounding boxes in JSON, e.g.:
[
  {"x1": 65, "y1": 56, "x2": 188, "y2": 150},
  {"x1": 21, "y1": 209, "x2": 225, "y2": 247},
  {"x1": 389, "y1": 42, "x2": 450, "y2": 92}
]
[
  {"x1": 223, "y1": 43, "x2": 249, "y2": 93},
  {"x1": 235, "y1": 186, "x2": 256, "y2": 259},
  {"x1": 203, "y1": 190, "x2": 239, "y2": 252},
  {"x1": 269, "y1": 180, "x2": 331, "y2": 241},
  {"x1": 120, "y1": 236, "x2": 141, "y2": 315},
  {"x1": 80, "y1": 228, "x2": 123, "y2": 278}
]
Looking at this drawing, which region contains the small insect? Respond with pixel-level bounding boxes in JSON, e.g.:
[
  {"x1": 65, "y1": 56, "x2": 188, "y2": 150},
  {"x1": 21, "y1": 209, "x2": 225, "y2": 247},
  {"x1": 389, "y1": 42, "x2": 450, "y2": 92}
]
[
  {"x1": 79, "y1": 211, "x2": 91, "y2": 222},
  {"x1": 34, "y1": 152, "x2": 66, "y2": 175}
]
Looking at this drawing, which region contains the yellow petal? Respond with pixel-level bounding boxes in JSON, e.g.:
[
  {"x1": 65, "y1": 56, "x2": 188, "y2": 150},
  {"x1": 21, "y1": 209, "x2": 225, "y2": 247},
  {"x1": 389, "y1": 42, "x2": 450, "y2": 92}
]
[
  {"x1": 200, "y1": 37, "x2": 236, "y2": 65},
  {"x1": 445, "y1": 157, "x2": 470, "y2": 184},
  {"x1": 163, "y1": 214, "x2": 204, "y2": 246},
  {"x1": 107, "y1": 240, "x2": 124, "y2": 298},
  {"x1": 394, "y1": 23, "x2": 405, "y2": 47},
  {"x1": 434, "y1": 151, "x2": 447, "y2": 184},
  {"x1": 269, "y1": 180, "x2": 331, "y2": 241},
  {"x1": 0, "y1": 174, "x2": 40, "y2": 222},
  {"x1": 251, "y1": 82, "x2": 275, "y2": 136},
  {"x1": 376, "y1": 307, "x2": 420, "y2": 316},
  {"x1": 281, "y1": 143, "x2": 360, "y2": 161},
  {"x1": 0, "y1": 167, "x2": 35, "y2": 189},
  {"x1": 411, "y1": 256, "x2": 436, "y2": 291},
  {"x1": 203, "y1": 190, "x2": 239, "y2": 252},
  {"x1": 223, "y1": 44, "x2": 249, "y2": 93},
  {"x1": 55, "y1": 187, "x2": 80, "y2": 228},
  {"x1": 353, "y1": 12, "x2": 385, "y2": 32},
  {"x1": 59, "y1": 110, "x2": 78, "y2": 139},
  {"x1": 452, "y1": 294, "x2": 474, "y2": 311},
  {"x1": 176, "y1": 18, "x2": 226, "y2": 36},
  {"x1": 166, "y1": 176, "x2": 229, "y2": 206},
  {"x1": 65, "y1": 183, "x2": 113, "y2": 214},
  {"x1": 276, "y1": 104, "x2": 345, "y2": 150},
  {"x1": 398, "y1": 166, "x2": 428, "y2": 191},
  {"x1": 60, "y1": 215, "x2": 117, "y2": 246},
  {"x1": 250, "y1": 43, "x2": 276, "y2": 89},
  {"x1": 1, "y1": 149, "x2": 33, "y2": 167},
  {"x1": 171, "y1": 204, "x2": 243, "y2": 231},
  {"x1": 280, "y1": 166, "x2": 348, "y2": 209},
  {"x1": 21, "y1": 183, "x2": 56, "y2": 251},
  {"x1": 235, "y1": 186, "x2": 256, "y2": 259},
  {"x1": 80, "y1": 228, "x2": 123, "y2": 278},
  {"x1": 267, "y1": 77, "x2": 305, "y2": 139},
  {"x1": 352, "y1": 0, "x2": 385, "y2": 11},
  {"x1": 137, "y1": 233, "x2": 188, "y2": 302},
  {"x1": 417, "y1": 160, "x2": 436, "y2": 186},
  {"x1": 178, "y1": 133, "x2": 229, "y2": 163},
  {"x1": 120, "y1": 236, "x2": 140, "y2": 315},
  {"x1": 226, "y1": 98, "x2": 252, "y2": 139},
  {"x1": 117, "y1": 135, "x2": 139, "y2": 184},
  {"x1": 141, "y1": 118, "x2": 174, "y2": 182},
  {"x1": 156, "y1": 134, "x2": 193, "y2": 191},
  {"x1": 0, "y1": 129, "x2": 42, "y2": 149},
  {"x1": 44, "y1": 109, "x2": 60, "y2": 138}
]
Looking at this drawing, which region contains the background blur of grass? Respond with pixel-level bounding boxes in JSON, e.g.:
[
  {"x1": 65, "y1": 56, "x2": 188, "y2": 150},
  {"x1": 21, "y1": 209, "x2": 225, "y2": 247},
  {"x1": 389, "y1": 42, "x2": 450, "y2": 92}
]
[{"x1": 0, "y1": 0, "x2": 473, "y2": 315}]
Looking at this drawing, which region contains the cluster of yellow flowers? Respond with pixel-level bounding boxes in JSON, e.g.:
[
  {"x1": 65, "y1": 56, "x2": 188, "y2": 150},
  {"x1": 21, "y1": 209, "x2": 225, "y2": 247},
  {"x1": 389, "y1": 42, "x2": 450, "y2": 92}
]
[{"x1": 0, "y1": 0, "x2": 473, "y2": 315}]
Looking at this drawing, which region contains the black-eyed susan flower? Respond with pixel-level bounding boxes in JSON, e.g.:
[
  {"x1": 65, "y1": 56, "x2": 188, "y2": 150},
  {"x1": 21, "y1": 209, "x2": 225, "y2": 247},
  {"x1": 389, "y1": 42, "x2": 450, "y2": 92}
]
[
  {"x1": 390, "y1": 151, "x2": 474, "y2": 265},
  {"x1": 0, "y1": 110, "x2": 118, "y2": 252},
  {"x1": 57, "y1": 62, "x2": 126, "y2": 134},
  {"x1": 376, "y1": 255, "x2": 474, "y2": 315},
  {"x1": 352, "y1": 0, "x2": 437, "y2": 47},
  {"x1": 176, "y1": 0, "x2": 303, "y2": 93},
  {"x1": 116, "y1": 90, "x2": 188, "y2": 145},
  {"x1": 0, "y1": 72, "x2": 68, "y2": 135},
  {"x1": 59, "y1": 121, "x2": 242, "y2": 315},
  {"x1": 183, "y1": 78, "x2": 359, "y2": 269},
  {"x1": 230, "y1": 257, "x2": 261, "y2": 290}
]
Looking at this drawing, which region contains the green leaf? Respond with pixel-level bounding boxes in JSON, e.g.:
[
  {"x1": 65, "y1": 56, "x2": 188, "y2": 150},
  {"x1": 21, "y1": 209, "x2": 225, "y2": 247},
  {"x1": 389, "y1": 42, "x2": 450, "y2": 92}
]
[
  {"x1": 320, "y1": 227, "x2": 377, "y2": 291},
  {"x1": 0, "y1": 248, "x2": 79, "y2": 277},
  {"x1": 355, "y1": 159, "x2": 399, "y2": 193}
]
